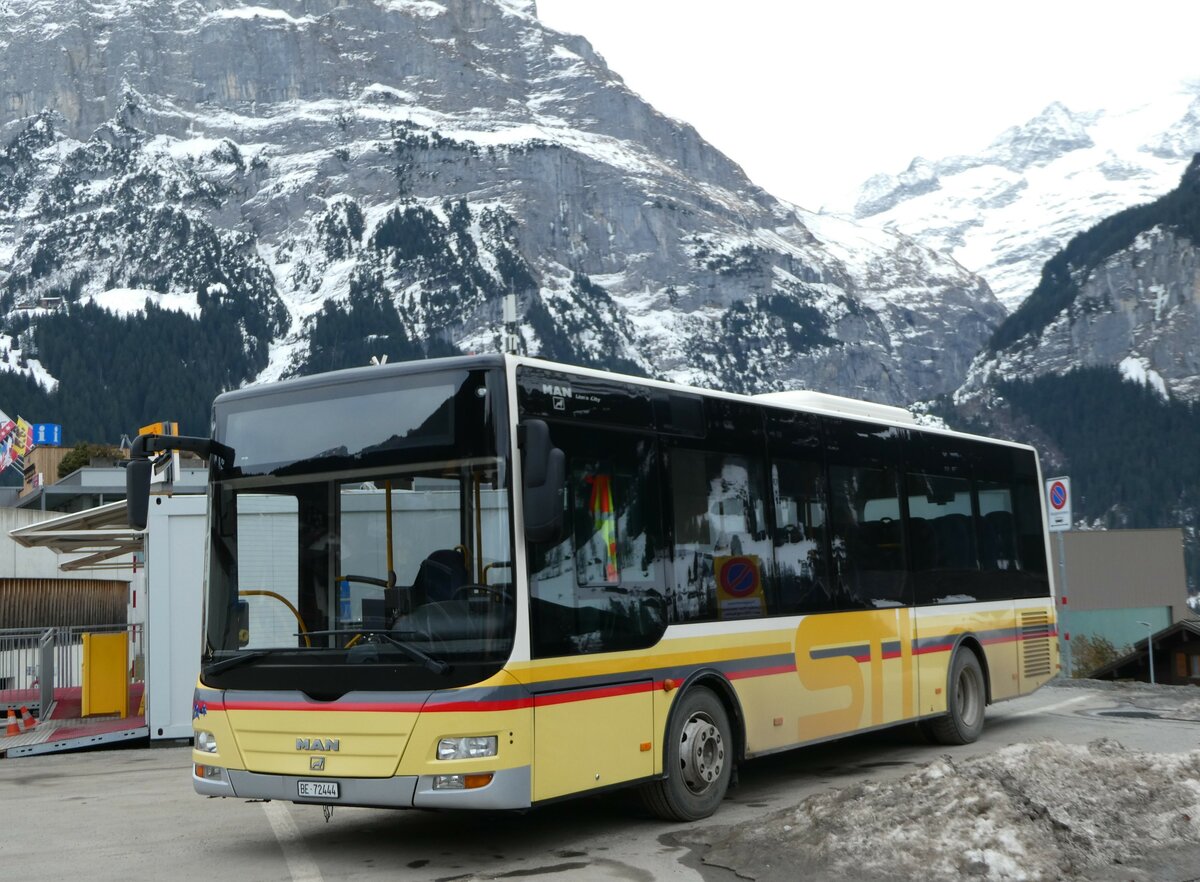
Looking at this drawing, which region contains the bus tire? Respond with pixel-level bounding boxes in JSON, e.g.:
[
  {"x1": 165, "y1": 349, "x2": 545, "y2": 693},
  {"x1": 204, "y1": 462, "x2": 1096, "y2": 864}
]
[
  {"x1": 926, "y1": 648, "x2": 986, "y2": 745},
  {"x1": 641, "y1": 686, "x2": 732, "y2": 821}
]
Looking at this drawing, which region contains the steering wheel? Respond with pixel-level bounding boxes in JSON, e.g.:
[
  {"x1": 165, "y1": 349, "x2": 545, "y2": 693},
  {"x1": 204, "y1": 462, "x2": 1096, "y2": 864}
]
[
  {"x1": 452, "y1": 583, "x2": 509, "y2": 603},
  {"x1": 339, "y1": 573, "x2": 395, "y2": 589},
  {"x1": 401, "y1": 600, "x2": 457, "y2": 656}
]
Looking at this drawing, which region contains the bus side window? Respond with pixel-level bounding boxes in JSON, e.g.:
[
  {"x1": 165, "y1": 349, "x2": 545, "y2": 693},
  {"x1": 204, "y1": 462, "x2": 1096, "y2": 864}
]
[
  {"x1": 907, "y1": 471, "x2": 979, "y2": 604},
  {"x1": 977, "y1": 482, "x2": 1017, "y2": 571},
  {"x1": 528, "y1": 427, "x2": 668, "y2": 658},
  {"x1": 827, "y1": 464, "x2": 907, "y2": 609},
  {"x1": 972, "y1": 445, "x2": 1050, "y2": 599},
  {"x1": 770, "y1": 459, "x2": 832, "y2": 614},
  {"x1": 667, "y1": 447, "x2": 771, "y2": 623}
]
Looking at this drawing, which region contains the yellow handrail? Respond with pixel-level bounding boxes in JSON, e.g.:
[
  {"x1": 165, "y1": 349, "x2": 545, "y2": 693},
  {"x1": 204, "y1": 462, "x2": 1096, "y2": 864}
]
[{"x1": 239, "y1": 590, "x2": 312, "y2": 647}]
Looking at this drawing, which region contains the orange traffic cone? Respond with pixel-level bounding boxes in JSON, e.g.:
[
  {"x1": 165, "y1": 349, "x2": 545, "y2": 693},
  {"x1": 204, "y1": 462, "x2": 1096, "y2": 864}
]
[
  {"x1": 18, "y1": 706, "x2": 36, "y2": 731},
  {"x1": 4, "y1": 708, "x2": 18, "y2": 736}
]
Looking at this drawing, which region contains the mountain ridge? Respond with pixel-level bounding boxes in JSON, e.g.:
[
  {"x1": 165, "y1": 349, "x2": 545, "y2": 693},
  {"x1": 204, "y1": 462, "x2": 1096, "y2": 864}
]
[
  {"x1": 0, "y1": 0, "x2": 1005, "y2": 440},
  {"x1": 849, "y1": 91, "x2": 1200, "y2": 311}
]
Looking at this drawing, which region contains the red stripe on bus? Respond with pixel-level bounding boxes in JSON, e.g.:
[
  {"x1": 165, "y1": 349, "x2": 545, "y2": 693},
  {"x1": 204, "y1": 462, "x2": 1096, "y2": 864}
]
[
  {"x1": 224, "y1": 700, "x2": 427, "y2": 713},
  {"x1": 532, "y1": 681, "x2": 655, "y2": 707},
  {"x1": 726, "y1": 663, "x2": 796, "y2": 680},
  {"x1": 424, "y1": 698, "x2": 534, "y2": 713},
  {"x1": 914, "y1": 628, "x2": 1058, "y2": 656}
]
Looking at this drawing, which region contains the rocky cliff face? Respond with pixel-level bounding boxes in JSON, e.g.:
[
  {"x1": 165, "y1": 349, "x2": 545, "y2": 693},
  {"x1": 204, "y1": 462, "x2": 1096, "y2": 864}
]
[
  {"x1": 961, "y1": 225, "x2": 1200, "y2": 402},
  {"x1": 0, "y1": 0, "x2": 1005, "y2": 439},
  {"x1": 959, "y1": 155, "x2": 1200, "y2": 405}
]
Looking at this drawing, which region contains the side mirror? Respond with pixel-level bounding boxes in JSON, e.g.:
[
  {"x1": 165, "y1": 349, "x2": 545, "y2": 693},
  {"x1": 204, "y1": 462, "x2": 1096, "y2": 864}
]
[
  {"x1": 124, "y1": 432, "x2": 234, "y2": 530},
  {"x1": 126, "y1": 458, "x2": 152, "y2": 530},
  {"x1": 520, "y1": 419, "x2": 565, "y2": 543}
]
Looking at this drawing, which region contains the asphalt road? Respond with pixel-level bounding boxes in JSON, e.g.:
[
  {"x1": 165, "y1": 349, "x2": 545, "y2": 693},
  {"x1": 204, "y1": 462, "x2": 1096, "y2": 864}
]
[{"x1": 2, "y1": 681, "x2": 1199, "y2": 882}]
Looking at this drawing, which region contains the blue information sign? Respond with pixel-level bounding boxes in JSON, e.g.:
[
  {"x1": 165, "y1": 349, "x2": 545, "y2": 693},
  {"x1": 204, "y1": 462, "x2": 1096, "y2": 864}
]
[{"x1": 31, "y1": 423, "x2": 62, "y2": 446}]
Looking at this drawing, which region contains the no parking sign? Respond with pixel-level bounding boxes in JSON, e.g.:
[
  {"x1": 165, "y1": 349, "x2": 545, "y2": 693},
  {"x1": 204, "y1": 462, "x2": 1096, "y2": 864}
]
[
  {"x1": 715, "y1": 555, "x2": 765, "y2": 619},
  {"x1": 1046, "y1": 476, "x2": 1071, "y2": 532}
]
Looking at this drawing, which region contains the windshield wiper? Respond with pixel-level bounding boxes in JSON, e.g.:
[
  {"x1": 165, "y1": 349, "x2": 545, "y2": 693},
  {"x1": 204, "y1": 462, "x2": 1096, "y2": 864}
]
[
  {"x1": 203, "y1": 650, "x2": 269, "y2": 677},
  {"x1": 302, "y1": 630, "x2": 450, "y2": 675}
]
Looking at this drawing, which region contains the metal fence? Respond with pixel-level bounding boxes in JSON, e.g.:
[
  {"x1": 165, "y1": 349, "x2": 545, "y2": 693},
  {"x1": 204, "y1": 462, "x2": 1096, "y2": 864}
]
[{"x1": 0, "y1": 624, "x2": 143, "y2": 712}]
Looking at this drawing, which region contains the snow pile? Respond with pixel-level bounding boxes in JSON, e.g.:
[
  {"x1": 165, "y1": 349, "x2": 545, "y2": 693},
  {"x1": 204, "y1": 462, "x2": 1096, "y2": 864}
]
[{"x1": 705, "y1": 739, "x2": 1200, "y2": 881}]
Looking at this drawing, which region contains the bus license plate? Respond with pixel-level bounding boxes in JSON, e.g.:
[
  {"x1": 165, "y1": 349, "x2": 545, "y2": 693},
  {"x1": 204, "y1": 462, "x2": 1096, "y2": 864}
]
[{"x1": 298, "y1": 780, "x2": 339, "y2": 799}]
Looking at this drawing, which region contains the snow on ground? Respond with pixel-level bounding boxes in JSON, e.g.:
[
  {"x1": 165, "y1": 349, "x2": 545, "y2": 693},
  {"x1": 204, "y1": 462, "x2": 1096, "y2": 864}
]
[
  {"x1": 82, "y1": 288, "x2": 201, "y2": 318},
  {"x1": 700, "y1": 737, "x2": 1200, "y2": 882},
  {"x1": 0, "y1": 333, "x2": 59, "y2": 393},
  {"x1": 205, "y1": 6, "x2": 317, "y2": 26},
  {"x1": 1120, "y1": 356, "x2": 1170, "y2": 400}
]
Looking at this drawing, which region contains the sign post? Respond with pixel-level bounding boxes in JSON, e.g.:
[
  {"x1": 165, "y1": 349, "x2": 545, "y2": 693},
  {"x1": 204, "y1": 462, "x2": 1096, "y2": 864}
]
[{"x1": 1046, "y1": 476, "x2": 1072, "y2": 676}]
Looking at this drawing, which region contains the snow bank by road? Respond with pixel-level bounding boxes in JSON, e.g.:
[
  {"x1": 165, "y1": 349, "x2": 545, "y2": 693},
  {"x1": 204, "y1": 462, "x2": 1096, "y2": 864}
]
[{"x1": 701, "y1": 739, "x2": 1200, "y2": 882}]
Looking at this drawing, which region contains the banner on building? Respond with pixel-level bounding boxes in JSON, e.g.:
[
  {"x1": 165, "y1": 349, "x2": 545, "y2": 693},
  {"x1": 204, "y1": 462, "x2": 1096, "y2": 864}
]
[{"x1": 0, "y1": 410, "x2": 15, "y2": 472}]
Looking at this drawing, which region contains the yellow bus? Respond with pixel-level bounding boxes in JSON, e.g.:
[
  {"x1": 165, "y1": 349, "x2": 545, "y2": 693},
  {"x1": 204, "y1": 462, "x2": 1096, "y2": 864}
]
[{"x1": 127, "y1": 354, "x2": 1058, "y2": 820}]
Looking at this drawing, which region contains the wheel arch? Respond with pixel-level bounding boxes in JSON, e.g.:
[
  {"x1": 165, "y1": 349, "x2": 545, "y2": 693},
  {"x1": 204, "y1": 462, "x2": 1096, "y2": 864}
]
[
  {"x1": 950, "y1": 634, "x2": 992, "y2": 705},
  {"x1": 662, "y1": 668, "x2": 746, "y2": 772}
]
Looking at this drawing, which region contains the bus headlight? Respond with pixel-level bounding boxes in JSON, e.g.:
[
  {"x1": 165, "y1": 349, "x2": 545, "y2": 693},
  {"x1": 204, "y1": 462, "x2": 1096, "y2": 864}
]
[
  {"x1": 437, "y1": 736, "x2": 497, "y2": 760},
  {"x1": 433, "y1": 773, "x2": 494, "y2": 790},
  {"x1": 196, "y1": 730, "x2": 219, "y2": 753}
]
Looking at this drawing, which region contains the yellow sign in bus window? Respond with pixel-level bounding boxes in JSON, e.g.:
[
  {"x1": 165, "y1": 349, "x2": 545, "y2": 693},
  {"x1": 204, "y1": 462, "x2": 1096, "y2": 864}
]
[{"x1": 714, "y1": 555, "x2": 765, "y2": 619}]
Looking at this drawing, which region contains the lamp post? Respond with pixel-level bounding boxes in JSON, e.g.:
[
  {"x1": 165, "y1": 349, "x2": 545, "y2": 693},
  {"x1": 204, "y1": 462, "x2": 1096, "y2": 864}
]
[{"x1": 1137, "y1": 621, "x2": 1155, "y2": 685}]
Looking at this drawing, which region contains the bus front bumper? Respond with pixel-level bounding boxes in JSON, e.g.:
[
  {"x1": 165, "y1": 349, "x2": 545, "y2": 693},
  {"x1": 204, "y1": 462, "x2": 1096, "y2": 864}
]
[{"x1": 193, "y1": 764, "x2": 532, "y2": 810}]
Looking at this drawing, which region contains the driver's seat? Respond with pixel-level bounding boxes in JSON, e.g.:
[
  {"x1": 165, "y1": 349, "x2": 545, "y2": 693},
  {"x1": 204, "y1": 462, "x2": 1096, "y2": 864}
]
[{"x1": 411, "y1": 549, "x2": 469, "y2": 606}]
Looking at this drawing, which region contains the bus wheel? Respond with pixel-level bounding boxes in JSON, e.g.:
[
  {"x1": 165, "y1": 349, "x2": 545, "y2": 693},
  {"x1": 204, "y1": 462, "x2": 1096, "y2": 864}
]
[
  {"x1": 926, "y1": 649, "x2": 986, "y2": 745},
  {"x1": 641, "y1": 687, "x2": 732, "y2": 821}
]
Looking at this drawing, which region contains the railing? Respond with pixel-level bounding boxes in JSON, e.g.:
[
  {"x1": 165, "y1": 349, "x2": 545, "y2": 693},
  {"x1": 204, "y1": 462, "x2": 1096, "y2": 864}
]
[{"x1": 0, "y1": 624, "x2": 143, "y2": 712}]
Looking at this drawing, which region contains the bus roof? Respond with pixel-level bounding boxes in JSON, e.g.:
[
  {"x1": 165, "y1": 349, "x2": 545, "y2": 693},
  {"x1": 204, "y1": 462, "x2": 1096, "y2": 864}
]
[
  {"x1": 215, "y1": 353, "x2": 1034, "y2": 455},
  {"x1": 506, "y1": 354, "x2": 1037, "y2": 454},
  {"x1": 753, "y1": 390, "x2": 916, "y2": 425},
  {"x1": 215, "y1": 354, "x2": 507, "y2": 406}
]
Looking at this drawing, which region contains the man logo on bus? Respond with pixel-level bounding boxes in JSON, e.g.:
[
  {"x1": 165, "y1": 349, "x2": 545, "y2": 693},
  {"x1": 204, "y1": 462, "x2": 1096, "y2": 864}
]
[
  {"x1": 543, "y1": 383, "x2": 571, "y2": 412},
  {"x1": 296, "y1": 738, "x2": 340, "y2": 752}
]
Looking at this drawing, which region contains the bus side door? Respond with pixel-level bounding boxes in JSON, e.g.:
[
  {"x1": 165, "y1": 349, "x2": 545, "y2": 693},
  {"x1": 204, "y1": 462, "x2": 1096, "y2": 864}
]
[{"x1": 522, "y1": 418, "x2": 667, "y2": 802}]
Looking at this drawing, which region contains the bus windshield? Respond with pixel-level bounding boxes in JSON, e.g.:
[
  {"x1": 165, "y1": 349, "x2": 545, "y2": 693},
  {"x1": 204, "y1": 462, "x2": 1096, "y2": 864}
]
[{"x1": 201, "y1": 366, "x2": 514, "y2": 693}]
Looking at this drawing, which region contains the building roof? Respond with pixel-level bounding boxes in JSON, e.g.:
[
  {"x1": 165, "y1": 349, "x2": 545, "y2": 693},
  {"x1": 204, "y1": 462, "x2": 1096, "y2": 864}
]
[
  {"x1": 8, "y1": 501, "x2": 142, "y2": 571},
  {"x1": 1088, "y1": 619, "x2": 1200, "y2": 680}
]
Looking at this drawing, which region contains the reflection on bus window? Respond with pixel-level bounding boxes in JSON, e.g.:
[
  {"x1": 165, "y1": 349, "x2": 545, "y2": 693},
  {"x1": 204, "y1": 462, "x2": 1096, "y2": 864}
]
[
  {"x1": 529, "y1": 430, "x2": 666, "y2": 657},
  {"x1": 669, "y1": 448, "x2": 770, "y2": 623},
  {"x1": 771, "y1": 459, "x2": 831, "y2": 613}
]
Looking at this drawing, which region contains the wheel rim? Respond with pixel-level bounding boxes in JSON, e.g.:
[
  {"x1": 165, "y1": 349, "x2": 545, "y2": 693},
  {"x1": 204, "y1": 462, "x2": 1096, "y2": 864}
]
[
  {"x1": 956, "y1": 663, "x2": 983, "y2": 728},
  {"x1": 679, "y1": 711, "x2": 725, "y2": 794}
]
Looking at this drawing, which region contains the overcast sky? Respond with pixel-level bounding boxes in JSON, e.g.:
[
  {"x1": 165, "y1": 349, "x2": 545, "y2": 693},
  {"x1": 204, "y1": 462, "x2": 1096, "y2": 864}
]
[{"x1": 535, "y1": 0, "x2": 1200, "y2": 211}]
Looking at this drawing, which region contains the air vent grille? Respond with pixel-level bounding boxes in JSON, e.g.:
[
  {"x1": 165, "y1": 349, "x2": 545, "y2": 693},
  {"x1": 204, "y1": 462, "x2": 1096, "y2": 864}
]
[{"x1": 1020, "y1": 610, "x2": 1052, "y2": 679}]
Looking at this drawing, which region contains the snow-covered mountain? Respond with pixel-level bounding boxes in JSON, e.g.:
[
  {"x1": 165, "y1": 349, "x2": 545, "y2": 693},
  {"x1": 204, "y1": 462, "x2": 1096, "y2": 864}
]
[
  {"x1": 0, "y1": 0, "x2": 1008, "y2": 441},
  {"x1": 943, "y1": 154, "x2": 1200, "y2": 577},
  {"x1": 850, "y1": 93, "x2": 1200, "y2": 311},
  {"x1": 959, "y1": 153, "x2": 1200, "y2": 405}
]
